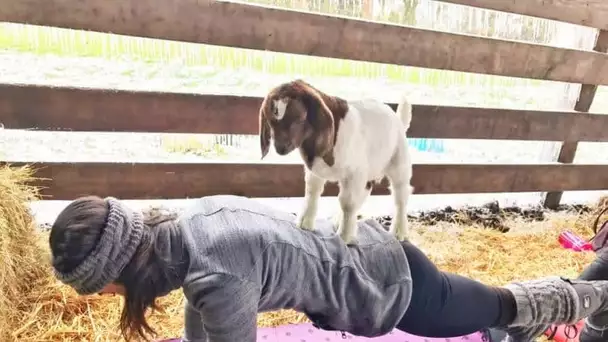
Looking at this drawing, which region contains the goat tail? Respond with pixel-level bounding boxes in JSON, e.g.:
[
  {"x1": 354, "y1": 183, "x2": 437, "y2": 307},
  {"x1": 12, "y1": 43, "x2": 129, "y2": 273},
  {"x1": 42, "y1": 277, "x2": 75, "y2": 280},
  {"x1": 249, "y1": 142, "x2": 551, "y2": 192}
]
[{"x1": 395, "y1": 92, "x2": 412, "y2": 131}]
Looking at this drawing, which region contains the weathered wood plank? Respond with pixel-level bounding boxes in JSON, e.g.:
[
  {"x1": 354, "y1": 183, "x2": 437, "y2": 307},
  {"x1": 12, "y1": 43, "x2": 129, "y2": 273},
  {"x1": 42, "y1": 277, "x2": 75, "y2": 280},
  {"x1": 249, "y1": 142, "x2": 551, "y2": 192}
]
[
  {"x1": 5, "y1": 162, "x2": 608, "y2": 200},
  {"x1": 574, "y1": 30, "x2": 608, "y2": 112},
  {"x1": 0, "y1": 84, "x2": 259, "y2": 134},
  {"x1": 542, "y1": 143, "x2": 583, "y2": 209},
  {"x1": 3, "y1": 83, "x2": 608, "y2": 142},
  {"x1": 436, "y1": 0, "x2": 608, "y2": 30},
  {"x1": 2, "y1": 1, "x2": 608, "y2": 85},
  {"x1": 543, "y1": 30, "x2": 608, "y2": 209}
]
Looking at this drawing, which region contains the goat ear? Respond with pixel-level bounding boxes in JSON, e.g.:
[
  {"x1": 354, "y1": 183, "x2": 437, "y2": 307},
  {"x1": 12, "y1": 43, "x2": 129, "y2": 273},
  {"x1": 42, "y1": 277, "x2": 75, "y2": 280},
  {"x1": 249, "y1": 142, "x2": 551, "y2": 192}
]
[
  {"x1": 259, "y1": 104, "x2": 271, "y2": 159},
  {"x1": 303, "y1": 93, "x2": 335, "y2": 157}
]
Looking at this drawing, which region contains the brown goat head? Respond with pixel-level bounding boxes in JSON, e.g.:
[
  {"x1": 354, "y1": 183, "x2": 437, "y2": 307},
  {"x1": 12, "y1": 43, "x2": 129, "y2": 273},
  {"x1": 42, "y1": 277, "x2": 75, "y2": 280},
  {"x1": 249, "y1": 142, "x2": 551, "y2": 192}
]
[{"x1": 259, "y1": 79, "x2": 338, "y2": 161}]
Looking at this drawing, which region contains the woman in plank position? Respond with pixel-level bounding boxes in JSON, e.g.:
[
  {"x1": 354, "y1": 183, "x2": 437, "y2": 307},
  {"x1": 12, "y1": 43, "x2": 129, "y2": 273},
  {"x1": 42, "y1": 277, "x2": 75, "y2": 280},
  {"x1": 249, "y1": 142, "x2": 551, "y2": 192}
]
[{"x1": 50, "y1": 194, "x2": 608, "y2": 342}]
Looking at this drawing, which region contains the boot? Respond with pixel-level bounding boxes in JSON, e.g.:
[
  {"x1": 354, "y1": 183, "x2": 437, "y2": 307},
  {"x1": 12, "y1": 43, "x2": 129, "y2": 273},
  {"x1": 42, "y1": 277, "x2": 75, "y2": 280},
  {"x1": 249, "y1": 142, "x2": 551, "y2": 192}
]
[{"x1": 495, "y1": 276, "x2": 608, "y2": 342}]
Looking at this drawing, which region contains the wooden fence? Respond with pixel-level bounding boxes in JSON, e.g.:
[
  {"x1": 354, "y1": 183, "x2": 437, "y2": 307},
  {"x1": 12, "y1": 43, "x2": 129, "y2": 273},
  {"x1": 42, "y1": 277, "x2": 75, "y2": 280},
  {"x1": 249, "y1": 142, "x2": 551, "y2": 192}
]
[{"x1": 1, "y1": 0, "x2": 608, "y2": 208}]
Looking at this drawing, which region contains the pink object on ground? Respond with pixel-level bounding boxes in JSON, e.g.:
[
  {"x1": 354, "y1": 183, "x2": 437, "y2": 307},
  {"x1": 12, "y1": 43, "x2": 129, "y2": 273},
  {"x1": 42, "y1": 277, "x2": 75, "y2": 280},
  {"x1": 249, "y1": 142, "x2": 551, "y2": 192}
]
[
  {"x1": 544, "y1": 319, "x2": 585, "y2": 342},
  {"x1": 157, "y1": 323, "x2": 486, "y2": 341},
  {"x1": 558, "y1": 230, "x2": 593, "y2": 252}
]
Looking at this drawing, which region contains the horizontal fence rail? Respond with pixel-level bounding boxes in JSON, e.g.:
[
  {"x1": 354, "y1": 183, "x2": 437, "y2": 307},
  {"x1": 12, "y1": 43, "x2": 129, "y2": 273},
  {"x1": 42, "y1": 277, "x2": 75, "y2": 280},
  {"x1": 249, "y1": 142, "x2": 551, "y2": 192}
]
[
  {"x1": 2, "y1": 84, "x2": 608, "y2": 142},
  {"x1": 2, "y1": 1, "x2": 608, "y2": 85},
  {"x1": 436, "y1": 0, "x2": 608, "y2": 31},
  {"x1": 4, "y1": 162, "x2": 608, "y2": 200}
]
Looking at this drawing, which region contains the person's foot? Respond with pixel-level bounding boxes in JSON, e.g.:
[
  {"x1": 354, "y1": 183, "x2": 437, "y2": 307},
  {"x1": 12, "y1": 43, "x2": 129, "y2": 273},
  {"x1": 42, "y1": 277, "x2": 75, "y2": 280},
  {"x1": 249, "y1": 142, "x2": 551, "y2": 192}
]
[{"x1": 498, "y1": 277, "x2": 608, "y2": 341}]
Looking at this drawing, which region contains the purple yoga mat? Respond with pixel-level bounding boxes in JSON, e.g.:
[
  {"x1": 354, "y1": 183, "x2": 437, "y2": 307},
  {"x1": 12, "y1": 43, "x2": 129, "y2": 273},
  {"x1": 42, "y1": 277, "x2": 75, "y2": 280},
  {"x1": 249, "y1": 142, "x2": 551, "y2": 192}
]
[{"x1": 158, "y1": 323, "x2": 486, "y2": 341}]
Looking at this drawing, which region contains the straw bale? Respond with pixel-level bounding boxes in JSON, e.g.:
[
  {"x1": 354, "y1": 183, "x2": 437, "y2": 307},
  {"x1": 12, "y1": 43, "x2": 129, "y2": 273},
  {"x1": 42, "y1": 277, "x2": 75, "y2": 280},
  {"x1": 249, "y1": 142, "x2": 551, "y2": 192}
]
[
  {"x1": 2, "y1": 180, "x2": 605, "y2": 341},
  {"x1": 0, "y1": 164, "x2": 47, "y2": 341}
]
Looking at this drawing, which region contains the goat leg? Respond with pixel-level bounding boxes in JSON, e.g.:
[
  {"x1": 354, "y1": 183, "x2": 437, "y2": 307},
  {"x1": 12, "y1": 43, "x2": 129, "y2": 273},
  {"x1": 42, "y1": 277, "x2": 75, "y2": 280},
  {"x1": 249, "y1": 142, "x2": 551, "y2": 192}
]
[
  {"x1": 296, "y1": 168, "x2": 326, "y2": 231},
  {"x1": 337, "y1": 176, "x2": 371, "y2": 245}
]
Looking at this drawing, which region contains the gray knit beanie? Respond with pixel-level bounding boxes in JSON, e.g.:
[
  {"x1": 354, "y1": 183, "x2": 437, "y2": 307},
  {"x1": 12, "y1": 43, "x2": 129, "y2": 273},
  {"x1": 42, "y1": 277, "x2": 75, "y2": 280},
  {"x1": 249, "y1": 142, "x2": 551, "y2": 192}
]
[{"x1": 53, "y1": 197, "x2": 145, "y2": 295}]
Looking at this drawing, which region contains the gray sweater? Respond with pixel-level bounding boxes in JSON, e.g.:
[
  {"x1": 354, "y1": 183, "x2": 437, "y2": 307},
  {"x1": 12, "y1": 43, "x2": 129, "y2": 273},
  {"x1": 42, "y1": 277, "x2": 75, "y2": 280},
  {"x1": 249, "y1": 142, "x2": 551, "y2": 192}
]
[{"x1": 174, "y1": 195, "x2": 413, "y2": 342}]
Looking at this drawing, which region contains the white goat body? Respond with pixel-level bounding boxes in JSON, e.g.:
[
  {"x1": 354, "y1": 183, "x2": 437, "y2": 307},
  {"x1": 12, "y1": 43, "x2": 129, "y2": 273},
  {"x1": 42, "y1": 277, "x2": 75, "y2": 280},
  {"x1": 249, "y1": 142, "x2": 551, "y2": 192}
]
[{"x1": 259, "y1": 80, "x2": 413, "y2": 245}]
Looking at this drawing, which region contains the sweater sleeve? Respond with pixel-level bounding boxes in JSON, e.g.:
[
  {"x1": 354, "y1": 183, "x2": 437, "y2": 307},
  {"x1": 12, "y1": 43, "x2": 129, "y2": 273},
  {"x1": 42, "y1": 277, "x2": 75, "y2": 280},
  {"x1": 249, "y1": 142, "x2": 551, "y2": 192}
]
[
  {"x1": 183, "y1": 300, "x2": 207, "y2": 342},
  {"x1": 185, "y1": 273, "x2": 260, "y2": 342}
]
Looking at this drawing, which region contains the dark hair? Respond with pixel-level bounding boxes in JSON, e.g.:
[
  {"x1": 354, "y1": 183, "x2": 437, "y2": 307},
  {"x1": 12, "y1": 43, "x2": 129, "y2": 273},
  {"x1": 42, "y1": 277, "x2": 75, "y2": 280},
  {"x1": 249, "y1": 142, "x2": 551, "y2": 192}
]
[{"x1": 49, "y1": 196, "x2": 178, "y2": 341}]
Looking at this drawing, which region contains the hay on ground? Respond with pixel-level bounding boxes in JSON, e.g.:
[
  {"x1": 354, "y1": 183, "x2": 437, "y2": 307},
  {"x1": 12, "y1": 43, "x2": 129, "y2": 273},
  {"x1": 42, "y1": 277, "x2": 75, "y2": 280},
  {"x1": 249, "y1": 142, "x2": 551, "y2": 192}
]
[{"x1": 1, "y1": 168, "x2": 604, "y2": 341}]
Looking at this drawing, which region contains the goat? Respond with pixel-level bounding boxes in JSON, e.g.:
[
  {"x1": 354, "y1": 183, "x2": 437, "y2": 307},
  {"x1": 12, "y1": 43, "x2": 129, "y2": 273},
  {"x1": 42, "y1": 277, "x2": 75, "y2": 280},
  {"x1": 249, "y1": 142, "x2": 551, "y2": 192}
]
[{"x1": 259, "y1": 79, "x2": 413, "y2": 245}]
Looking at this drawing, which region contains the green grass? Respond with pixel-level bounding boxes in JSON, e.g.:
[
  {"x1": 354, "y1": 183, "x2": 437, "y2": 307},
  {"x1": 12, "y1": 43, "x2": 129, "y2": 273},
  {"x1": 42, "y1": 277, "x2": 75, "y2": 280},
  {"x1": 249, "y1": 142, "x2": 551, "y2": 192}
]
[
  {"x1": 161, "y1": 136, "x2": 228, "y2": 157},
  {"x1": 0, "y1": 22, "x2": 541, "y2": 88}
]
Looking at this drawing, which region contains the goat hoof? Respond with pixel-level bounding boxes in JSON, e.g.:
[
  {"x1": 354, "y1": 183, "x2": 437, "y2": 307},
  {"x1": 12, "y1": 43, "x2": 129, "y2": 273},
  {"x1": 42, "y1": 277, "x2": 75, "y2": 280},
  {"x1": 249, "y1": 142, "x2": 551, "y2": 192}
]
[
  {"x1": 340, "y1": 232, "x2": 358, "y2": 245},
  {"x1": 330, "y1": 213, "x2": 342, "y2": 232},
  {"x1": 296, "y1": 214, "x2": 316, "y2": 231},
  {"x1": 393, "y1": 231, "x2": 409, "y2": 242},
  {"x1": 390, "y1": 221, "x2": 409, "y2": 241},
  {"x1": 336, "y1": 224, "x2": 358, "y2": 245}
]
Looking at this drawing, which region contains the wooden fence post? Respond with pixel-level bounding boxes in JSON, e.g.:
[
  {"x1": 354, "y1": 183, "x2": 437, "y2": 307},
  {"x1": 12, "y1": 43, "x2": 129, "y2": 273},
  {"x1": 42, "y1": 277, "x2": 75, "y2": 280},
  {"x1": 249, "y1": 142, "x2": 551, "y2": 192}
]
[{"x1": 543, "y1": 29, "x2": 608, "y2": 209}]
